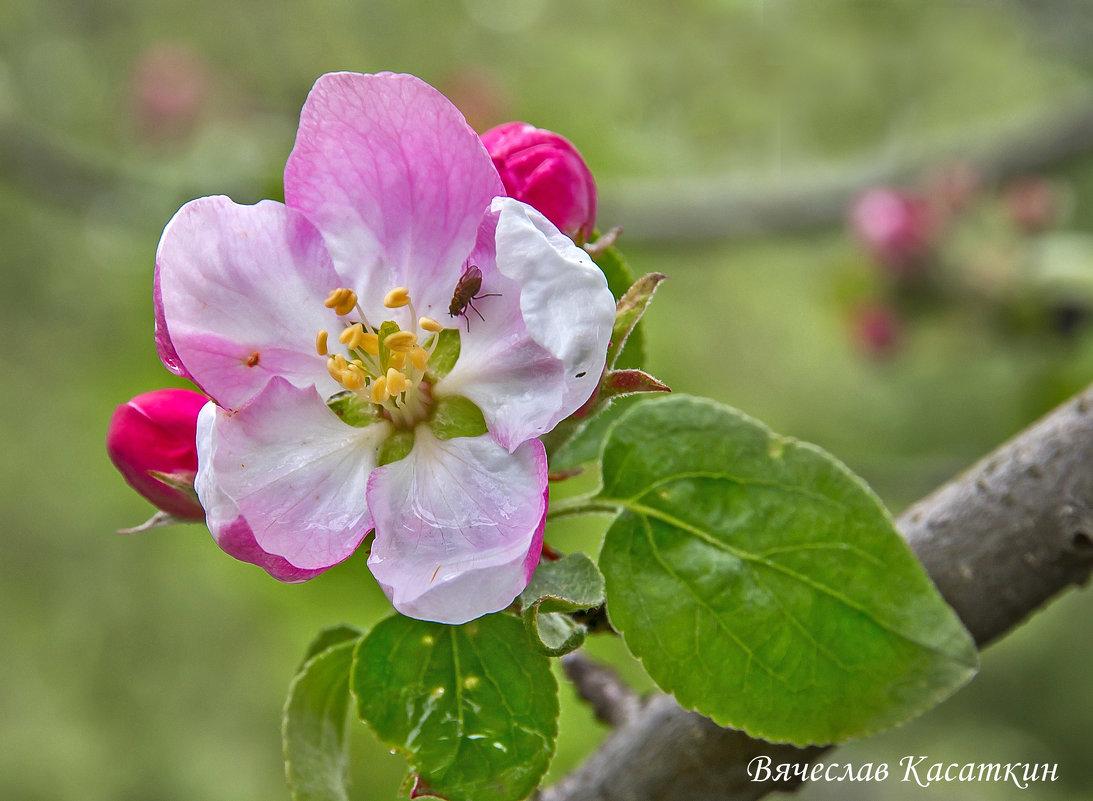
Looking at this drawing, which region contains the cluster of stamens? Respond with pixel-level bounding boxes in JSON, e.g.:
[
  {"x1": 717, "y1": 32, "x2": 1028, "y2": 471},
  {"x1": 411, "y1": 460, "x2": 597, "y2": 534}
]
[{"x1": 317, "y1": 286, "x2": 445, "y2": 427}]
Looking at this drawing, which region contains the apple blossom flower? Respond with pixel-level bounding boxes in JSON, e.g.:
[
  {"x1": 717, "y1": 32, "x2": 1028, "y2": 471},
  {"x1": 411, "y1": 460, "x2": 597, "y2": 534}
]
[
  {"x1": 481, "y1": 121, "x2": 597, "y2": 244},
  {"x1": 107, "y1": 387, "x2": 208, "y2": 519},
  {"x1": 154, "y1": 72, "x2": 616, "y2": 624}
]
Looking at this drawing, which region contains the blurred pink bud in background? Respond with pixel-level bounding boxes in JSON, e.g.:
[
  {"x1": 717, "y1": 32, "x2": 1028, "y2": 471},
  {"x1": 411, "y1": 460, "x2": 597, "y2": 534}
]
[
  {"x1": 852, "y1": 303, "x2": 903, "y2": 360},
  {"x1": 107, "y1": 388, "x2": 208, "y2": 518},
  {"x1": 129, "y1": 42, "x2": 211, "y2": 144},
  {"x1": 481, "y1": 121, "x2": 597, "y2": 243},
  {"x1": 850, "y1": 187, "x2": 936, "y2": 274},
  {"x1": 1003, "y1": 176, "x2": 1059, "y2": 234}
]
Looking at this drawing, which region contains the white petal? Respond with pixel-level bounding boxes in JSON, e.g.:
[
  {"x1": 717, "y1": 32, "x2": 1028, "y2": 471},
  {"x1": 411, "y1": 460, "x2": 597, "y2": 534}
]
[{"x1": 366, "y1": 430, "x2": 547, "y2": 624}]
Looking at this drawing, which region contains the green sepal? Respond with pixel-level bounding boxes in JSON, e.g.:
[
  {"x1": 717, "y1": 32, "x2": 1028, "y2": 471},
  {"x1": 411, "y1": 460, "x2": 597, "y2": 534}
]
[
  {"x1": 352, "y1": 613, "x2": 559, "y2": 801},
  {"x1": 116, "y1": 509, "x2": 198, "y2": 535},
  {"x1": 327, "y1": 391, "x2": 382, "y2": 428},
  {"x1": 377, "y1": 429, "x2": 415, "y2": 466},
  {"x1": 424, "y1": 328, "x2": 461, "y2": 381},
  {"x1": 376, "y1": 320, "x2": 401, "y2": 374},
  {"x1": 600, "y1": 369, "x2": 671, "y2": 400},
  {"x1": 589, "y1": 243, "x2": 645, "y2": 370},
  {"x1": 283, "y1": 626, "x2": 364, "y2": 801},
  {"x1": 519, "y1": 553, "x2": 606, "y2": 656},
  {"x1": 428, "y1": 395, "x2": 488, "y2": 441},
  {"x1": 606, "y1": 272, "x2": 666, "y2": 370},
  {"x1": 595, "y1": 395, "x2": 979, "y2": 746}
]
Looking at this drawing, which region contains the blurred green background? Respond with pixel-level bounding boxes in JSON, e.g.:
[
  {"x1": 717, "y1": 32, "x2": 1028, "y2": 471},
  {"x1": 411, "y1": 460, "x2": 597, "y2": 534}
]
[{"x1": 5, "y1": 0, "x2": 1093, "y2": 799}]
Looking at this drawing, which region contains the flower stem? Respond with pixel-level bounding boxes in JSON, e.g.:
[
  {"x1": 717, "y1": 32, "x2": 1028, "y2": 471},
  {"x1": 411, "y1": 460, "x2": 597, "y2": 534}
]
[{"x1": 546, "y1": 494, "x2": 620, "y2": 522}]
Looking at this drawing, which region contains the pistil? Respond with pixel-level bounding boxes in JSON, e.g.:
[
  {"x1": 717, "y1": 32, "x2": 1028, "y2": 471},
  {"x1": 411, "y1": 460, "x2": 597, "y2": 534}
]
[{"x1": 318, "y1": 285, "x2": 446, "y2": 429}]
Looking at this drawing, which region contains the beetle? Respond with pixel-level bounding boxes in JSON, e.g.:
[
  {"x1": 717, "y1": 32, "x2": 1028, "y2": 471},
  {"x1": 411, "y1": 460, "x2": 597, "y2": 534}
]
[{"x1": 448, "y1": 265, "x2": 500, "y2": 329}]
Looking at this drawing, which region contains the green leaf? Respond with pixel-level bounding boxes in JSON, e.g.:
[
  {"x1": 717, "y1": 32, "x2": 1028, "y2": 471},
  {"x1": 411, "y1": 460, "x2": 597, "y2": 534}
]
[
  {"x1": 519, "y1": 553, "x2": 606, "y2": 656},
  {"x1": 590, "y1": 245, "x2": 644, "y2": 370},
  {"x1": 595, "y1": 395, "x2": 978, "y2": 746},
  {"x1": 283, "y1": 627, "x2": 363, "y2": 801},
  {"x1": 548, "y1": 395, "x2": 639, "y2": 472},
  {"x1": 352, "y1": 613, "x2": 559, "y2": 801},
  {"x1": 428, "y1": 395, "x2": 488, "y2": 440},
  {"x1": 298, "y1": 624, "x2": 364, "y2": 670}
]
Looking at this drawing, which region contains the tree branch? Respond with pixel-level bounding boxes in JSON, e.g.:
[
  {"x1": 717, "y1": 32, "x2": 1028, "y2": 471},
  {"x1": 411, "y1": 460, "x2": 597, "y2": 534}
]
[
  {"x1": 601, "y1": 94, "x2": 1093, "y2": 242},
  {"x1": 537, "y1": 382, "x2": 1093, "y2": 801}
]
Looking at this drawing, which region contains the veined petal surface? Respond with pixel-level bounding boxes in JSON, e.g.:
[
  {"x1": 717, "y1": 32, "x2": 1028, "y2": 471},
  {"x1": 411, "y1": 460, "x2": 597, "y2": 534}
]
[
  {"x1": 205, "y1": 378, "x2": 389, "y2": 570},
  {"x1": 195, "y1": 402, "x2": 327, "y2": 582},
  {"x1": 366, "y1": 430, "x2": 547, "y2": 624},
  {"x1": 284, "y1": 72, "x2": 504, "y2": 325},
  {"x1": 156, "y1": 196, "x2": 343, "y2": 410}
]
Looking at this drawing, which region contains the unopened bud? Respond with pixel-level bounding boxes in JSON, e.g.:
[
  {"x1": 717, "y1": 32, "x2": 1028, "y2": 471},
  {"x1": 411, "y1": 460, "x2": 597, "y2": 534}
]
[
  {"x1": 107, "y1": 388, "x2": 208, "y2": 519},
  {"x1": 1004, "y1": 176, "x2": 1059, "y2": 234},
  {"x1": 481, "y1": 121, "x2": 597, "y2": 244},
  {"x1": 850, "y1": 188, "x2": 935, "y2": 274},
  {"x1": 852, "y1": 304, "x2": 902, "y2": 360}
]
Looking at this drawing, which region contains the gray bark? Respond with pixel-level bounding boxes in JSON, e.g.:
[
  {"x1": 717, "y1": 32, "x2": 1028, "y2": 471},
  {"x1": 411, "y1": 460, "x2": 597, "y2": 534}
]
[{"x1": 537, "y1": 382, "x2": 1093, "y2": 801}]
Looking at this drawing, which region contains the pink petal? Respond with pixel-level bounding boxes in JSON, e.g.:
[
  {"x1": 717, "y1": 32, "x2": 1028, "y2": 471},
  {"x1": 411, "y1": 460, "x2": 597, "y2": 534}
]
[
  {"x1": 204, "y1": 378, "x2": 389, "y2": 570},
  {"x1": 283, "y1": 72, "x2": 504, "y2": 323},
  {"x1": 156, "y1": 196, "x2": 344, "y2": 411},
  {"x1": 195, "y1": 402, "x2": 326, "y2": 582},
  {"x1": 366, "y1": 431, "x2": 547, "y2": 624},
  {"x1": 440, "y1": 198, "x2": 613, "y2": 449}
]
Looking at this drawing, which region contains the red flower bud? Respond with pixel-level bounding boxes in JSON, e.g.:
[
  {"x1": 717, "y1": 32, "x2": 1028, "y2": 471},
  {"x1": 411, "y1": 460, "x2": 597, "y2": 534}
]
[
  {"x1": 852, "y1": 303, "x2": 903, "y2": 360},
  {"x1": 481, "y1": 122, "x2": 597, "y2": 243},
  {"x1": 107, "y1": 388, "x2": 208, "y2": 519},
  {"x1": 850, "y1": 188, "x2": 936, "y2": 274}
]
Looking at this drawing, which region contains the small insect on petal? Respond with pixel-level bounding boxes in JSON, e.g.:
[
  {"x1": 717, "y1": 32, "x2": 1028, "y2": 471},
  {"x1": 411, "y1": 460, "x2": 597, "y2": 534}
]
[{"x1": 448, "y1": 265, "x2": 501, "y2": 330}]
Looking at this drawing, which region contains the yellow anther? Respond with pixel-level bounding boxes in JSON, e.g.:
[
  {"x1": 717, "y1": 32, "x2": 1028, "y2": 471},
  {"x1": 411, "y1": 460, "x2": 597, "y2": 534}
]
[
  {"x1": 326, "y1": 355, "x2": 346, "y2": 382},
  {"x1": 419, "y1": 316, "x2": 444, "y2": 333},
  {"x1": 383, "y1": 287, "x2": 412, "y2": 308},
  {"x1": 324, "y1": 288, "x2": 358, "y2": 316},
  {"x1": 339, "y1": 322, "x2": 366, "y2": 349},
  {"x1": 389, "y1": 351, "x2": 407, "y2": 370},
  {"x1": 409, "y1": 345, "x2": 428, "y2": 371},
  {"x1": 341, "y1": 363, "x2": 366, "y2": 391},
  {"x1": 386, "y1": 368, "x2": 411, "y2": 396},
  {"x1": 315, "y1": 329, "x2": 329, "y2": 356},
  {"x1": 384, "y1": 330, "x2": 418, "y2": 353},
  {"x1": 370, "y1": 375, "x2": 389, "y2": 404},
  {"x1": 359, "y1": 332, "x2": 380, "y2": 355}
]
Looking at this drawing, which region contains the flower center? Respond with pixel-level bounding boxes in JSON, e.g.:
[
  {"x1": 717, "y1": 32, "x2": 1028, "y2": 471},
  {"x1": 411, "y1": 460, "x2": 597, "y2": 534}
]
[{"x1": 315, "y1": 286, "x2": 446, "y2": 428}]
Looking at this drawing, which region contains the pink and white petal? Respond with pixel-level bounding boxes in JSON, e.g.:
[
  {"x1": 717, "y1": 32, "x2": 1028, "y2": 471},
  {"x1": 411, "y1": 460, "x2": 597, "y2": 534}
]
[
  {"x1": 195, "y1": 402, "x2": 326, "y2": 582},
  {"x1": 491, "y1": 197, "x2": 615, "y2": 417},
  {"x1": 283, "y1": 72, "x2": 504, "y2": 322},
  {"x1": 435, "y1": 216, "x2": 567, "y2": 450},
  {"x1": 156, "y1": 196, "x2": 344, "y2": 411},
  {"x1": 366, "y1": 430, "x2": 547, "y2": 624},
  {"x1": 153, "y1": 265, "x2": 192, "y2": 382},
  {"x1": 208, "y1": 377, "x2": 389, "y2": 570}
]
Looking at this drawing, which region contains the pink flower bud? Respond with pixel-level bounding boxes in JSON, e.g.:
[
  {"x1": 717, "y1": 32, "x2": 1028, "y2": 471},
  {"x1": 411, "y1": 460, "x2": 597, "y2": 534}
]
[
  {"x1": 481, "y1": 122, "x2": 597, "y2": 243},
  {"x1": 852, "y1": 303, "x2": 903, "y2": 360},
  {"x1": 1003, "y1": 176, "x2": 1058, "y2": 234},
  {"x1": 129, "y1": 42, "x2": 211, "y2": 144},
  {"x1": 850, "y1": 188, "x2": 935, "y2": 273},
  {"x1": 107, "y1": 388, "x2": 208, "y2": 519}
]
